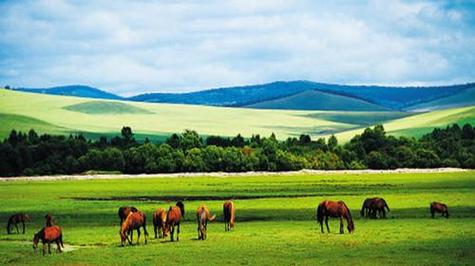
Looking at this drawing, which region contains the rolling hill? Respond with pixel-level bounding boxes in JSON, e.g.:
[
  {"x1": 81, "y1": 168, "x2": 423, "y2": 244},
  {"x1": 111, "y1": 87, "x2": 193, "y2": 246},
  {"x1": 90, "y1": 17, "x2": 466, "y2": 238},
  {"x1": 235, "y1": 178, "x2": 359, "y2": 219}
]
[
  {"x1": 12, "y1": 85, "x2": 123, "y2": 100},
  {"x1": 1, "y1": 88, "x2": 474, "y2": 142},
  {"x1": 129, "y1": 81, "x2": 475, "y2": 111}
]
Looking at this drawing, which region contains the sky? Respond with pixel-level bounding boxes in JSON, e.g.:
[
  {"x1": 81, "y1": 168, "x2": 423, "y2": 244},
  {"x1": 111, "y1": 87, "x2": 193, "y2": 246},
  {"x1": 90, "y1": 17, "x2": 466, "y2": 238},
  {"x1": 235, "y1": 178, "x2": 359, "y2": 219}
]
[{"x1": 0, "y1": 0, "x2": 474, "y2": 96}]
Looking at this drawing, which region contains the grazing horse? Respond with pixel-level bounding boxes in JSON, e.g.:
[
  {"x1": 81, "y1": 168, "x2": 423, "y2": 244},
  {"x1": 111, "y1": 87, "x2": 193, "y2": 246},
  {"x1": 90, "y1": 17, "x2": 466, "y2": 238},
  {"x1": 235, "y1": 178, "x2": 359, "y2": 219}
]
[
  {"x1": 361, "y1": 198, "x2": 390, "y2": 219},
  {"x1": 152, "y1": 208, "x2": 168, "y2": 239},
  {"x1": 118, "y1": 206, "x2": 138, "y2": 228},
  {"x1": 196, "y1": 205, "x2": 216, "y2": 240},
  {"x1": 223, "y1": 201, "x2": 235, "y2": 231},
  {"x1": 7, "y1": 213, "x2": 30, "y2": 234},
  {"x1": 33, "y1": 225, "x2": 64, "y2": 255},
  {"x1": 430, "y1": 202, "x2": 449, "y2": 218},
  {"x1": 120, "y1": 211, "x2": 148, "y2": 246},
  {"x1": 165, "y1": 202, "x2": 185, "y2": 242},
  {"x1": 316, "y1": 200, "x2": 354, "y2": 234}
]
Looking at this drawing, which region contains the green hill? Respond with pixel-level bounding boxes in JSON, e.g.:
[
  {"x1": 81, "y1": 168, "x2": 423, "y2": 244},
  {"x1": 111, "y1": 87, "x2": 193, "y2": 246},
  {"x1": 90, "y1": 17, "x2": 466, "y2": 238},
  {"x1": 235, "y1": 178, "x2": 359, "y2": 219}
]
[
  {"x1": 245, "y1": 90, "x2": 389, "y2": 111},
  {"x1": 1, "y1": 88, "x2": 473, "y2": 142},
  {"x1": 406, "y1": 87, "x2": 475, "y2": 111}
]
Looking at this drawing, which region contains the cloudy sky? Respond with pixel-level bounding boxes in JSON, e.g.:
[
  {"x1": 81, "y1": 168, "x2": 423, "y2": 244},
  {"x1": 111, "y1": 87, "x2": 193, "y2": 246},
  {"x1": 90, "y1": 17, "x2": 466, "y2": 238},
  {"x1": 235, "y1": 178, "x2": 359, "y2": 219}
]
[{"x1": 1, "y1": 0, "x2": 474, "y2": 96}]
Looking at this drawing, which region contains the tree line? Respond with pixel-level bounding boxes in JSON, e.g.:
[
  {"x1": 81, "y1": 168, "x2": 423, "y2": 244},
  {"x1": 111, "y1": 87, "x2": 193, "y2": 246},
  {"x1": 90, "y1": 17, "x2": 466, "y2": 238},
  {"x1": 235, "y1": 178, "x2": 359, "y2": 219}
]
[{"x1": 1, "y1": 124, "x2": 474, "y2": 177}]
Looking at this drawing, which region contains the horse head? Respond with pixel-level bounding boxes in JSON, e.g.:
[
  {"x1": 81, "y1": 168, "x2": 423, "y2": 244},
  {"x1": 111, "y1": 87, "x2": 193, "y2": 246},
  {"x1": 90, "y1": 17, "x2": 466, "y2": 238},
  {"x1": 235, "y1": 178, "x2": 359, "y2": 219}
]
[
  {"x1": 32, "y1": 233, "x2": 40, "y2": 252},
  {"x1": 347, "y1": 219, "x2": 355, "y2": 233}
]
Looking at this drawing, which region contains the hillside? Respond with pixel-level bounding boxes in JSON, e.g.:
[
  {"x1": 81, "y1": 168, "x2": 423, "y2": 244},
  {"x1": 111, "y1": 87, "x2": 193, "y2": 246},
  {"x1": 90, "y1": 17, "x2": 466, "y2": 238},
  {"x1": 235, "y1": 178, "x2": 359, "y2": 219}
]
[
  {"x1": 130, "y1": 81, "x2": 475, "y2": 111},
  {"x1": 1, "y1": 88, "x2": 474, "y2": 142},
  {"x1": 246, "y1": 90, "x2": 389, "y2": 111},
  {"x1": 13, "y1": 85, "x2": 123, "y2": 100},
  {"x1": 406, "y1": 87, "x2": 475, "y2": 111}
]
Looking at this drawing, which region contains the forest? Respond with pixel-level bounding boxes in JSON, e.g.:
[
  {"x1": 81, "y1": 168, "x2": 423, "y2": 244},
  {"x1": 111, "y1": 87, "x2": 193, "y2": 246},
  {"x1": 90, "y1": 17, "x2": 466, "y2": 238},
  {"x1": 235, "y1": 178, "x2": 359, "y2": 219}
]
[{"x1": 0, "y1": 124, "x2": 474, "y2": 177}]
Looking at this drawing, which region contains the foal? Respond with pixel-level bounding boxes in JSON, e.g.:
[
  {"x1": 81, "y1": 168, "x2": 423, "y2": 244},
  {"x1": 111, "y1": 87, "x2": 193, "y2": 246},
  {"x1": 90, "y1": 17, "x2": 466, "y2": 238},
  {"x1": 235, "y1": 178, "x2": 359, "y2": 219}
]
[{"x1": 196, "y1": 205, "x2": 216, "y2": 240}]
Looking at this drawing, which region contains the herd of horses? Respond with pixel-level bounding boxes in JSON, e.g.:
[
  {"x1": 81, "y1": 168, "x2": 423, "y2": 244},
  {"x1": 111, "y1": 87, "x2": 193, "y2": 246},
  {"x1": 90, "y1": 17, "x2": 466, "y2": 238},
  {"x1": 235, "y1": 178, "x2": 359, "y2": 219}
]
[{"x1": 5, "y1": 199, "x2": 450, "y2": 254}]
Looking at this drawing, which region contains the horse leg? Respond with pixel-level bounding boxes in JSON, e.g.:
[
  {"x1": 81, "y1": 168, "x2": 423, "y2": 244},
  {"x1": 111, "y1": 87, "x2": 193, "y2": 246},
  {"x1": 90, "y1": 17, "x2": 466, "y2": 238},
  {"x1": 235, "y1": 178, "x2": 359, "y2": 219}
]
[
  {"x1": 170, "y1": 225, "x2": 175, "y2": 242},
  {"x1": 325, "y1": 216, "x2": 330, "y2": 233},
  {"x1": 154, "y1": 223, "x2": 158, "y2": 239},
  {"x1": 42, "y1": 240, "x2": 46, "y2": 256},
  {"x1": 15, "y1": 223, "x2": 19, "y2": 234},
  {"x1": 320, "y1": 220, "x2": 324, "y2": 234},
  {"x1": 56, "y1": 239, "x2": 62, "y2": 253},
  {"x1": 22, "y1": 221, "x2": 25, "y2": 234},
  {"x1": 48, "y1": 241, "x2": 52, "y2": 254},
  {"x1": 339, "y1": 216, "x2": 344, "y2": 234},
  {"x1": 136, "y1": 228, "x2": 140, "y2": 245},
  {"x1": 177, "y1": 222, "x2": 180, "y2": 242},
  {"x1": 381, "y1": 208, "x2": 386, "y2": 219}
]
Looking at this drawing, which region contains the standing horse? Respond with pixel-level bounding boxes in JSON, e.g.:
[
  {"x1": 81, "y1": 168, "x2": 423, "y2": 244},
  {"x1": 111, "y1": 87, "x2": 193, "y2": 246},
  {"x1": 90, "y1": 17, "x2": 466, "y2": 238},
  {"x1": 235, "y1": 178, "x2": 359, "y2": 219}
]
[
  {"x1": 430, "y1": 202, "x2": 449, "y2": 218},
  {"x1": 196, "y1": 205, "x2": 216, "y2": 240},
  {"x1": 152, "y1": 208, "x2": 168, "y2": 239},
  {"x1": 33, "y1": 225, "x2": 64, "y2": 255},
  {"x1": 223, "y1": 201, "x2": 235, "y2": 231},
  {"x1": 120, "y1": 211, "x2": 148, "y2": 246},
  {"x1": 316, "y1": 200, "x2": 354, "y2": 234},
  {"x1": 361, "y1": 198, "x2": 390, "y2": 219},
  {"x1": 165, "y1": 202, "x2": 185, "y2": 242},
  {"x1": 7, "y1": 213, "x2": 30, "y2": 234},
  {"x1": 118, "y1": 206, "x2": 138, "y2": 228}
]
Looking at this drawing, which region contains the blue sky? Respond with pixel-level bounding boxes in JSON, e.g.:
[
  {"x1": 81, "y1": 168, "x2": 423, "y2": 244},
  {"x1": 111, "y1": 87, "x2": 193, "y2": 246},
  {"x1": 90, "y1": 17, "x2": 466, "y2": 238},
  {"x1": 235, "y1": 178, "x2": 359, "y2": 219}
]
[{"x1": 0, "y1": 0, "x2": 474, "y2": 96}]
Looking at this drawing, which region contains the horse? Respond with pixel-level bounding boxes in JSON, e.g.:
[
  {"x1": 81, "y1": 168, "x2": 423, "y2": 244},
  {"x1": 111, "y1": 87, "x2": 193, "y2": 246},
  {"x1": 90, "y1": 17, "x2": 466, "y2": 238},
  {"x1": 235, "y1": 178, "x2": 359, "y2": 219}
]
[
  {"x1": 118, "y1": 206, "x2": 138, "y2": 228},
  {"x1": 196, "y1": 205, "x2": 216, "y2": 240},
  {"x1": 33, "y1": 225, "x2": 64, "y2": 255},
  {"x1": 45, "y1": 213, "x2": 54, "y2": 227},
  {"x1": 165, "y1": 202, "x2": 185, "y2": 242},
  {"x1": 430, "y1": 202, "x2": 449, "y2": 218},
  {"x1": 120, "y1": 211, "x2": 148, "y2": 246},
  {"x1": 361, "y1": 198, "x2": 390, "y2": 219},
  {"x1": 223, "y1": 201, "x2": 235, "y2": 231},
  {"x1": 152, "y1": 208, "x2": 168, "y2": 239},
  {"x1": 7, "y1": 213, "x2": 30, "y2": 234},
  {"x1": 316, "y1": 200, "x2": 354, "y2": 234}
]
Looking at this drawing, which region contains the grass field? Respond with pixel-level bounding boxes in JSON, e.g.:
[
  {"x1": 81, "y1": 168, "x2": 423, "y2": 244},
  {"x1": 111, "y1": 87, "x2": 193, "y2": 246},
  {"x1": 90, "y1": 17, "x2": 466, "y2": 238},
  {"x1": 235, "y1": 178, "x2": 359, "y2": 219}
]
[
  {"x1": 0, "y1": 171, "x2": 474, "y2": 265},
  {"x1": 1, "y1": 88, "x2": 475, "y2": 142}
]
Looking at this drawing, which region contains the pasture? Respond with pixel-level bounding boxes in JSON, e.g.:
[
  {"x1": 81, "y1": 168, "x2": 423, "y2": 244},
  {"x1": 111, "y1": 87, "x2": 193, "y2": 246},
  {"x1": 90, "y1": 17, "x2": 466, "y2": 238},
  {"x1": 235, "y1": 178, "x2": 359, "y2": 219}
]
[
  {"x1": 2, "y1": 88, "x2": 475, "y2": 142},
  {"x1": 0, "y1": 171, "x2": 474, "y2": 265}
]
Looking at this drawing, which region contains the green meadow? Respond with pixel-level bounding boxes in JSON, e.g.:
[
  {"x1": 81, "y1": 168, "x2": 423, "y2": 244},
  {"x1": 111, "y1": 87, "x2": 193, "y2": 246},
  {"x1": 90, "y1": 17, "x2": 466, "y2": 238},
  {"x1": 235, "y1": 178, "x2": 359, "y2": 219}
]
[
  {"x1": 0, "y1": 171, "x2": 474, "y2": 265},
  {"x1": 1, "y1": 88, "x2": 475, "y2": 142}
]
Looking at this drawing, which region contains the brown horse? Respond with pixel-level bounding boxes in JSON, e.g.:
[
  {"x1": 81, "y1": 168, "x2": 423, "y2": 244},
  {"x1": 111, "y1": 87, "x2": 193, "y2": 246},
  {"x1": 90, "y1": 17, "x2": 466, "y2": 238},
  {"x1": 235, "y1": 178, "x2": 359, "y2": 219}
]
[
  {"x1": 361, "y1": 197, "x2": 390, "y2": 219},
  {"x1": 165, "y1": 202, "x2": 185, "y2": 242},
  {"x1": 223, "y1": 201, "x2": 235, "y2": 231},
  {"x1": 120, "y1": 211, "x2": 148, "y2": 246},
  {"x1": 33, "y1": 225, "x2": 64, "y2": 255},
  {"x1": 196, "y1": 205, "x2": 216, "y2": 240},
  {"x1": 152, "y1": 208, "x2": 168, "y2": 239},
  {"x1": 118, "y1": 206, "x2": 138, "y2": 228},
  {"x1": 316, "y1": 200, "x2": 354, "y2": 234},
  {"x1": 430, "y1": 202, "x2": 449, "y2": 218},
  {"x1": 7, "y1": 213, "x2": 30, "y2": 234}
]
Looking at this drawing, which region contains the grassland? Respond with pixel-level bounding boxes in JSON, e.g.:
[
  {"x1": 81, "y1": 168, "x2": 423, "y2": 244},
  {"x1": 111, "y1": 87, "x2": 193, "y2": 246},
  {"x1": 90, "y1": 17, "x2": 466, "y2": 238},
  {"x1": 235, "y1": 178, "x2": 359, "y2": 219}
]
[
  {"x1": 1, "y1": 88, "x2": 474, "y2": 141},
  {"x1": 0, "y1": 171, "x2": 474, "y2": 265}
]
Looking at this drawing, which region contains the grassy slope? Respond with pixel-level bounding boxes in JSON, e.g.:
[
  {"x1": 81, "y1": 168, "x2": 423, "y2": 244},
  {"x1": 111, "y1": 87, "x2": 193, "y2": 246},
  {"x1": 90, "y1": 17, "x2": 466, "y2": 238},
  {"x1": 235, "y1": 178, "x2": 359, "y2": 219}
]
[
  {"x1": 246, "y1": 90, "x2": 389, "y2": 111},
  {"x1": 406, "y1": 87, "x2": 475, "y2": 111},
  {"x1": 1, "y1": 88, "x2": 474, "y2": 142},
  {"x1": 0, "y1": 171, "x2": 474, "y2": 265},
  {"x1": 334, "y1": 106, "x2": 475, "y2": 141}
]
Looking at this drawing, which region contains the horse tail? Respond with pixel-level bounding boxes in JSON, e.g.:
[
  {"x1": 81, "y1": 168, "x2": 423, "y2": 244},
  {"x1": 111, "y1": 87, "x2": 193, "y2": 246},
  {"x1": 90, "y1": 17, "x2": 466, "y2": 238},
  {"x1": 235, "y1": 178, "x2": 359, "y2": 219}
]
[
  {"x1": 60, "y1": 232, "x2": 64, "y2": 248},
  {"x1": 208, "y1": 213, "x2": 216, "y2": 221},
  {"x1": 176, "y1": 201, "x2": 185, "y2": 218},
  {"x1": 142, "y1": 213, "x2": 149, "y2": 237},
  {"x1": 316, "y1": 203, "x2": 324, "y2": 224}
]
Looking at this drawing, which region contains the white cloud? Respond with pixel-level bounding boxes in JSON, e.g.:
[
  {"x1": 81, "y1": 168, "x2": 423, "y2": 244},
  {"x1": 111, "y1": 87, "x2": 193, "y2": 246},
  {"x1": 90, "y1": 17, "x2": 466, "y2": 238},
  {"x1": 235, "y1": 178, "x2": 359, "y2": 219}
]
[{"x1": 0, "y1": 0, "x2": 474, "y2": 95}]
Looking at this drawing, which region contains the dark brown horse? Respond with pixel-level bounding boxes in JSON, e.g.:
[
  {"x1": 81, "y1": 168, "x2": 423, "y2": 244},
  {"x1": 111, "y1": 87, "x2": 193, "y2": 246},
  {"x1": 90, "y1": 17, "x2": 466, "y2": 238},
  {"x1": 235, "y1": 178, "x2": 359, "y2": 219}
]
[
  {"x1": 223, "y1": 200, "x2": 235, "y2": 231},
  {"x1": 165, "y1": 202, "x2": 185, "y2": 242},
  {"x1": 120, "y1": 211, "x2": 148, "y2": 246},
  {"x1": 152, "y1": 208, "x2": 167, "y2": 239},
  {"x1": 316, "y1": 200, "x2": 354, "y2": 234},
  {"x1": 196, "y1": 205, "x2": 216, "y2": 240},
  {"x1": 33, "y1": 225, "x2": 64, "y2": 255},
  {"x1": 361, "y1": 197, "x2": 390, "y2": 219},
  {"x1": 7, "y1": 213, "x2": 30, "y2": 234},
  {"x1": 118, "y1": 206, "x2": 138, "y2": 228},
  {"x1": 430, "y1": 202, "x2": 449, "y2": 218}
]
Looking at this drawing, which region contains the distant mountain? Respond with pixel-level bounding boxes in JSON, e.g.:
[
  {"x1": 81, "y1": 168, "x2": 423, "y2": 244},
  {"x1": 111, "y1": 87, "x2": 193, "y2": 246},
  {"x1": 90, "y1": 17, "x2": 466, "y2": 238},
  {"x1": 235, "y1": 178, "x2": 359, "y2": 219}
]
[
  {"x1": 129, "y1": 81, "x2": 475, "y2": 111},
  {"x1": 14, "y1": 85, "x2": 122, "y2": 100}
]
